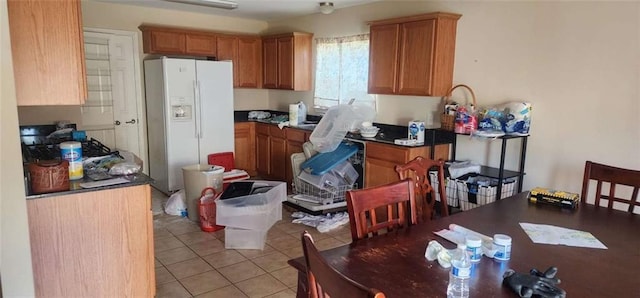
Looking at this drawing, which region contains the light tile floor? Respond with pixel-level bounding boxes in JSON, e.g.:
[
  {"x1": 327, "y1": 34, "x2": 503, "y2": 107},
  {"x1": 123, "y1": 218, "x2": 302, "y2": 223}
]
[{"x1": 151, "y1": 188, "x2": 353, "y2": 298}]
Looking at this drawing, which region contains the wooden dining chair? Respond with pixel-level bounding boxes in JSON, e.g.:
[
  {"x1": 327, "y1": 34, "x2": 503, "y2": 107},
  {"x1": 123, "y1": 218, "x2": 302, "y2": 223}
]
[
  {"x1": 395, "y1": 156, "x2": 449, "y2": 222},
  {"x1": 346, "y1": 179, "x2": 417, "y2": 241},
  {"x1": 301, "y1": 231, "x2": 386, "y2": 298},
  {"x1": 581, "y1": 161, "x2": 640, "y2": 213}
]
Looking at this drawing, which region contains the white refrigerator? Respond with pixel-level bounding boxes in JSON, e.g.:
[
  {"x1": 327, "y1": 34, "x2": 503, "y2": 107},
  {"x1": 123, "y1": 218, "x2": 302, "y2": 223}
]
[{"x1": 144, "y1": 57, "x2": 234, "y2": 194}]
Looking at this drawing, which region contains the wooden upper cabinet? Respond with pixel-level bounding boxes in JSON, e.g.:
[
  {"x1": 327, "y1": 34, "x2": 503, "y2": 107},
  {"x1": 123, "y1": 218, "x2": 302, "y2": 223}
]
[
  {"x1": 216, "y1": 35, "x2": 262, "y2": 88},
  {"x1": 368, "y1": 12, "x2": 461, "y2": 97},
  {"x1": 139, "y1": 26, "x2": 264, "y2": 89},
  {"x1": 262, "y1": 38, "x2": 279, "y2": 89},
  {"x1": 277, "y1": 36, "x2": 295, "y2": 90},
  {"x1": 142, "y1": 27, "x2": 186, "y2": 55},
  {"x1": 8, "y1": 0, "x2": 87, "y2": 106},
  {"x1": 368, "y1": 24, "x2": 400, "y2": 95},
  {"x1": 398, "y1": 20, "x2": 435, "y2": 95},
  {"x1": 262, "y1": 32, "x2": 312, "y2": 91},
  {"x1": 140, "y1": 25, "x2": 216, "y2": 57},
  {"x1": 237, "y1": 36, "x2": 262, "y2": 88},
  {"x1": 217, "y1": 35, "x2": 239, "y2": 85},
  {"x1": 185, "y1": 33, "x2": 216, "y2": 56}
]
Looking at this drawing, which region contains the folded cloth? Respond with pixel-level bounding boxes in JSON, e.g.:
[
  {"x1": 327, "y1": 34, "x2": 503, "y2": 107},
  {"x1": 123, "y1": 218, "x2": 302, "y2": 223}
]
[
  {"x1": 248, "y1": 111, "x2": 271, "y2": 119},
  {"x1": 278, "y1": 121, "x2": 290, "y2": 129},
  {"x1": 447, "y1": 160, "x2": 481, "y2": 179}
]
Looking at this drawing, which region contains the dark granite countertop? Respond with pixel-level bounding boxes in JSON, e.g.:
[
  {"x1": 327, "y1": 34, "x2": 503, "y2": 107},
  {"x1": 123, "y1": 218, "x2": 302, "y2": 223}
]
[
  {"x1": 234, "y1": 110, "x2": 455, "y2": 148},
  {"x1": 26, "y1": 173, "x2": 153, "y2": 200}
]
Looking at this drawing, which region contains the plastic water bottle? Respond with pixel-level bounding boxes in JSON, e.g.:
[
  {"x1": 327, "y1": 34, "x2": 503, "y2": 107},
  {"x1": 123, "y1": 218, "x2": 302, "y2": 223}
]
[{"x1": 447, "y1": 243, "x2": 471, "y2": 298}]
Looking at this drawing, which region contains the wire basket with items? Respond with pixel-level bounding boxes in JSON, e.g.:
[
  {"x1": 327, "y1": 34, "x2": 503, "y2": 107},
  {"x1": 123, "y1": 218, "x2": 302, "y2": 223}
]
[
  {"x1": 429, "y1": 171, "x2": 460, "y2": 208},
  {"x1": 290, "y1": 149, "x2": 359, "y2": 206},
  {"x1": 430, "y1": 171, "x2": 517, "y2": 211},
  {"x1": 441, "y1": 84, "x2": 477, "y2": 133},
  {"x1": 454, "y1": 175, "x2": 517, "y2": 211},
  {"x1": 292, "y1": 177, "x2": 354, "y2": 205}
]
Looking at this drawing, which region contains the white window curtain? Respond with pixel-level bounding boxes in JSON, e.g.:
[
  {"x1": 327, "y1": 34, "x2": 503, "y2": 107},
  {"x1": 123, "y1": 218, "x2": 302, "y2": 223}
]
[{"x1": 314, "y1": 34, "x2": 375, "y2": 111}]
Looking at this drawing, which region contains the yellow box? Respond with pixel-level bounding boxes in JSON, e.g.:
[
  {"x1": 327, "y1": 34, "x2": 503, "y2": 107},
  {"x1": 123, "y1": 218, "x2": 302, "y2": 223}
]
[{"x1": 529, "y1": 187, "x2": 580, "y2": 209}]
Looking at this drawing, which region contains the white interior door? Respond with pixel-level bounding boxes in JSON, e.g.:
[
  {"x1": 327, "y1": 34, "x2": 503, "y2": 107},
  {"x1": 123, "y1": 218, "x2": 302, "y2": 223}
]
[
  {"x1": 108, "y1": 34, "x2": 142, "y2": 160},
  {"x1": 82, "y1": 29, "x2": 146, "y2": 172},
  {"x1": 82, "y1": 32, "x2": 116, "y2": 148}
]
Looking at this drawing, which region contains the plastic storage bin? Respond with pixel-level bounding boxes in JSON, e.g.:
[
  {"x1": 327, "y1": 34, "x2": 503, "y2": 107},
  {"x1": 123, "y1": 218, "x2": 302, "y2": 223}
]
[
  {"x1": 224, "y1": 227, "x2": 268, "y2": 250},
  {"x1": 331, "y1": 161, "x2": 359, "y2": 185},
  {"x1": 310, "y1": 105, "x2": 375, "y2": 153},
  {"x1": 215, "y1": 181, "x2": 286, "y2": 230},
  {"x1": 298, "y1": 171, "x2": 344, "y2": 190}
]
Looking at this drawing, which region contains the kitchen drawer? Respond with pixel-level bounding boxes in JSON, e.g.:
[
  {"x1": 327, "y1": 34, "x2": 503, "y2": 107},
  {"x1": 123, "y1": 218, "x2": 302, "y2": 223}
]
[
  {"x1": 256, "y1": 123, "x2": 270, "y2": 135},
  {"x1": 269, "y1": 126, "x2": 286, "y2": 139},
  {"x1": 366, "y1": 142, "x2": 409, "y2": 163},
  {"x1": 286, "y1": 128, "x2": 307, "y2": 143}
]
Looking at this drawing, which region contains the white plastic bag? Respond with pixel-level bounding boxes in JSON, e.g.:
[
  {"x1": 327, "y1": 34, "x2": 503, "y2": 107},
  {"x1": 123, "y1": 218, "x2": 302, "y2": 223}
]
[
  {"x1": 165, "y1": 189, "x2": 187, "y2": 217},
  {"x1": 108, "y1": 162, "x2": 141, "y2": 175},
  {"x1": 290, "y1": 211, "x2": 349, "y2": 233}
]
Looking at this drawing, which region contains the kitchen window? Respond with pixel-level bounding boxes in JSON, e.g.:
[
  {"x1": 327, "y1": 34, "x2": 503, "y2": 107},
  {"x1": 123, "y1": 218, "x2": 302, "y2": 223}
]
[{"x1": 314, "y1": 34, "x2": 375, "y2": 111}]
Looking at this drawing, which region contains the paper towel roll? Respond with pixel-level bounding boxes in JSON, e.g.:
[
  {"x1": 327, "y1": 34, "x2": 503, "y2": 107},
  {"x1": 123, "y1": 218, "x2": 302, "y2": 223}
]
[{"x1": 289, "y1": 104, "x2": 299, "y2": 126}]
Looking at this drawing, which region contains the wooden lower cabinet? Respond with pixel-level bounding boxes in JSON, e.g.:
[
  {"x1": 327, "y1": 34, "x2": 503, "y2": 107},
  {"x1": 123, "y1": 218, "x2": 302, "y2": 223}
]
[
  {"x1": 285, "y1": 128, "x2": 309, "y2": 186},
  {"x1": 26, "y1": 185, "x2": 155, "y2": 297},
  {"x1": 269, "y1": 126, "x2": 287, "y2": 181},
  {"x1": 234, "y1": 122, "x2": 256, "y2": 176},
  {"x1": 365, "y1": 142, "x2": 449, "y2": 188},
  {"x1": 250, "y1": 123, "x2": 309, "y2": 184},
  {"x1": 256, "y1": 123, "x2": 270, "y2": 177}
]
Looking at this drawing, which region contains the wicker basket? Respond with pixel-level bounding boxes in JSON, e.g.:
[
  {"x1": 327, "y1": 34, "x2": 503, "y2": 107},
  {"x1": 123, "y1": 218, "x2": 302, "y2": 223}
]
[{"x1": 441, "y1": 84, "x2": 477, "y2": 131}]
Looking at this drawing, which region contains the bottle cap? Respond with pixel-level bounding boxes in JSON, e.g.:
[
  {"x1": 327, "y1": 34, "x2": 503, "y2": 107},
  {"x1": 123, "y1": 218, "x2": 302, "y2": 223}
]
[
  {"x1": 456, "y1": 243, "x2": 467, "y2": 250},
  {"x1": 493, "y1": 234, "x2": 512, "y2": 245},
  {"x1": 465, "y1": 235, "x2": 482, "y2": 247}
]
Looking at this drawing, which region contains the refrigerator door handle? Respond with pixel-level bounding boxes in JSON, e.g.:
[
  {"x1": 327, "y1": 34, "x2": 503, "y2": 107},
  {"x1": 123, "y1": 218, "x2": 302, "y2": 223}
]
[
  {"x1": 197, "y1": 80, "x2": 203, "y2": 139},
  {"x1": 193, "y1": 80, "x2": 199, "y2": 138}
]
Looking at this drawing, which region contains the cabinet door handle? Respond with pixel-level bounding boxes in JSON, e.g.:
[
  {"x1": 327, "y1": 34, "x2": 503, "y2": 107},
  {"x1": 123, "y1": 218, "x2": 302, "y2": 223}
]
[
  {"x1": 114, "y1": 120, "x2": 121, "y2": 125},
  {"x1": 125, "y1": 119, "x2": 136, "y2": 124}
]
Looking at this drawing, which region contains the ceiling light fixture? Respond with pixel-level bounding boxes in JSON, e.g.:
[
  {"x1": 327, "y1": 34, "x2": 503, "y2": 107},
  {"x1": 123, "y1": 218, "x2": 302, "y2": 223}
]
[
  {"x1": 164, "y1": 0, "x2": 239, "y2": 10},
  {"x1": 319, "y1": 2, "x2": 334, "y2": 15}
]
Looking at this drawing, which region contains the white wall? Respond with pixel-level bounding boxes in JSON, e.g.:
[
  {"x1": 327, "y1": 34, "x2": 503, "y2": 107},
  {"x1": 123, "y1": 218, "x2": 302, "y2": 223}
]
[
  {"x1": 267, "y1": 1, "x2": 640, "y2": 194},
  {"x1": 0, "y1": 0, "x2": 35, "y2": 295}
]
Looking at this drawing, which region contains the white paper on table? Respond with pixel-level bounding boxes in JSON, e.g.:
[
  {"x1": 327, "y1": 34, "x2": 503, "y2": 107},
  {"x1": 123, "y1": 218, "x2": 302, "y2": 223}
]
[
  {"x1": 519, "y1": 222, "x2": 607, "y2": 249},
  {"x1": 434, "y1": 228, "x2": 466, "y2": 245},
  {"x1": 434, "y1": 225, "x2": 493, "y2": 245}
]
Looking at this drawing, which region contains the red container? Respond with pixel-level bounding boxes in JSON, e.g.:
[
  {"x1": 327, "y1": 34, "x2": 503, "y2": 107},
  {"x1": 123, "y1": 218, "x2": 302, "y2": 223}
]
[
  {"x1": 198, "y1": 187, "x2": 225, "y2": 232},
  {"x1": 207, "y1": 152, "x2": 235, "y2": 172}
]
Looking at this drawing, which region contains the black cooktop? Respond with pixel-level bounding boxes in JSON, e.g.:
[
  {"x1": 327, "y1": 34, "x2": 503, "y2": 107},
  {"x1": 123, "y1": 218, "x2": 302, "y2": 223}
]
[{"x1": 20, "y1": 124, "x2": 118, "y2": 163}]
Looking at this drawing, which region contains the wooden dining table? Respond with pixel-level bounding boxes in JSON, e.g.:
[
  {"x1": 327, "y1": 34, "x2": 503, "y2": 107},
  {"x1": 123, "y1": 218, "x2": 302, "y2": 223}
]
[{"x1": 288, "y1": 192, "x2": 640, "y2": 297}]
